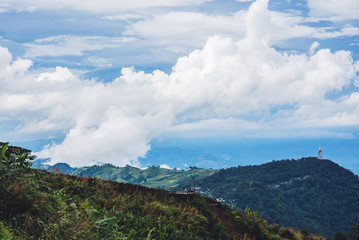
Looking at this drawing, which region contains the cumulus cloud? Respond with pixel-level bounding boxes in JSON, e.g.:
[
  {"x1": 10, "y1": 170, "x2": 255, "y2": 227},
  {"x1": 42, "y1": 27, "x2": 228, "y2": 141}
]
[
  {"x1": 10, "y1": 0, "x2": 359, "y2": 71},
  {"x1": 2, "y1": 0, "x2": 359, "y2": 167},
  {"x1": 123, "y1": 1, "x2": 359, "y2": 55}
]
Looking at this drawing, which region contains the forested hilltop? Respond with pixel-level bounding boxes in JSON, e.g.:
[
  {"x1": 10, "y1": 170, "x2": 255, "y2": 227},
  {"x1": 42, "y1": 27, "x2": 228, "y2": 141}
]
[
  {"x1": 1, "y1": 142, "x2": 328, "y2": 239},
  {"x1": 192, "y1": 157, "x2": 359, "y2": 237}
]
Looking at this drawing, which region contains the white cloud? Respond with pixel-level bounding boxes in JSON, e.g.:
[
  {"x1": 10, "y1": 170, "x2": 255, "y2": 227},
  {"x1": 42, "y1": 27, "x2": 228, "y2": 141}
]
[
  {"x1": 24, "y1": 35, "x2": 136, "y2": 58},
  {"x1": 103, "y1": 13, "x2": 145, "y2": 22},
  {"x1": 2, "y1": 0, "x2": 359, "y2": 168},
  {"x1": 123, "y1": 1, "x2": 359, "y2": 55},
  {"x1": 313, "y1": 26, "x2": 359, "y2": 39},
  {"x1": 10, "y1": 0, "x2": 358, "y2": 70},
  {"x1": 307, "y1": 0, "x2": 359, "y2": 20},
  {"x1": 37, "y1": 66, "x2": 75, "y2": 83},
  {"x1": 160, "y1": 164, "x2": 172, "y2": 169},
  {"x1": 124, "y1": 11, "x2": 247, "y2": 53},
  {"x1": 4, "y1": 0, "x2": 211, "y2": 13},
  {"x1": 83, "y1": 57, "x2": 113, "y2": 68},
  {"x1": 167, "y1": 118, "x2": 260, "y2": 138},
  {"x1": 0, "y1": 3, "x2": 9, "y2": 12},
  {"x1": 309, "y1": 41, "x2": 320, "y2": 55}
]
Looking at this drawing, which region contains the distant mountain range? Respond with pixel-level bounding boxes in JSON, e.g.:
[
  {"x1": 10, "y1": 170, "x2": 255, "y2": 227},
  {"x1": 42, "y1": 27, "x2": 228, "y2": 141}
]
[
  {"x1": 35, "y1": 160, "x2": 214, "y2": 190},
  {"x1": 34, "y1": 157, "x2": 359, "y2": 237}
]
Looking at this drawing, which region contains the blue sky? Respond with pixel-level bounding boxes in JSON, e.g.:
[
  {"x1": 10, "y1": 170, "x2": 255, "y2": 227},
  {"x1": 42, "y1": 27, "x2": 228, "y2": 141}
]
[{"x1": 1, "y1": 0, "x2": 359, "y2": 173}]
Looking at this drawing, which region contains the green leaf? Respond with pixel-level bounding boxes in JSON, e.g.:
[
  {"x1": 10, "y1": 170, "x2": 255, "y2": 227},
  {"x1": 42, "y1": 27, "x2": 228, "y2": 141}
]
[
  {"x1": 95, "y1": 217, "x2": 119, "y2": 226},
  {"x1": 146, "y1": 227, "x2": 155, "y2": 240},
  {"x1": 1, "y1": 142, "x2": 9, "y2": 160}
]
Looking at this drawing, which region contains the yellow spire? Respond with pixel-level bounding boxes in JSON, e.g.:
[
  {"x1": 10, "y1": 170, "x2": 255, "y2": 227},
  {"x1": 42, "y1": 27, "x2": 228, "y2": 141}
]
[{"x1": 319, "y1": 145, "x2": 321, "y2": 151}]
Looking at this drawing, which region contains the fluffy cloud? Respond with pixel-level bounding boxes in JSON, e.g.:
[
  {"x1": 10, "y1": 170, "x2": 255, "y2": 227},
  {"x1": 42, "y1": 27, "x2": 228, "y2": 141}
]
[
  {"x1": 1, "y1": 0, "x2": 359, "y2": 167},
  {"x1": 307, "y1": 0, "x2": 359, "y2": 20},
  {"x1": 9, "y1": 0, "x2": 359, "y2": 73},
  {"x1": 123, "y1": 0, "x2": 359, "y2": 55}
]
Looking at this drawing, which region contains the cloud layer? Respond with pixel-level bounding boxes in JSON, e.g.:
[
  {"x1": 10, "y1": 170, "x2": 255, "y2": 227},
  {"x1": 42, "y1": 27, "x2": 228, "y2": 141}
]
[
  {"x1": 2, "y1": 0, "x2": 210, "y2": 13},
  {"x1": 24, "y1": 35, "x2": 136, "y2": 58},
  {"x1": 1, "y1": 0, "x2": 359, "y2": 167},
  {"x1": 307, "y1": 0, "x2": 359, "y2": 20}
]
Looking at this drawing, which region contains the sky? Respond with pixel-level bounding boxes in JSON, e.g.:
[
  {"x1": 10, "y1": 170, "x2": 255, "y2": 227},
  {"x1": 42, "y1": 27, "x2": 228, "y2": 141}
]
[{"x1": 1, "y1": 0, "x2": 359, "y2": 173}]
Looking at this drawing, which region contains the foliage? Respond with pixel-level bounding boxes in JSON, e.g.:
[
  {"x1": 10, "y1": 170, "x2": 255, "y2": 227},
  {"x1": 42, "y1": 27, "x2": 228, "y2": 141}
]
[
  {"x1": 192, "y1": 157, "x2": 359, "y2": 237},
  {"x1": 35, "y1": 162, "x2": 214, "y2": 190},
  {"x1": 0, "y1": 142, "x2": 35, "y2": 177}
]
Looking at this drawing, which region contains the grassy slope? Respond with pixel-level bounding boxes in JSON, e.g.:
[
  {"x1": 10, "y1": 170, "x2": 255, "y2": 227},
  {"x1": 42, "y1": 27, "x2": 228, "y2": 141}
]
[{"x1": 0, "y1": 169, "x2": 326, "y2": 240}]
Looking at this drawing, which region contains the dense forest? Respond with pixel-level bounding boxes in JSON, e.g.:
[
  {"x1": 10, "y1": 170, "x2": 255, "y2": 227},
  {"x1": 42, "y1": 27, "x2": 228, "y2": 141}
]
[
  {"x1": 1, "y1": 142, "x2": 329, "y2": 239},
  {"x1": 192, "y1": 158, "x2": 359, "y2": 237}
]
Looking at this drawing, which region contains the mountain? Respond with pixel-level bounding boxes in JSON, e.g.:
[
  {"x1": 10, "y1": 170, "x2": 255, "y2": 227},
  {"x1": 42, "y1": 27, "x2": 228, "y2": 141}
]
[
  {"x1": 192, "y1": 157, "x2": 359, "y2": 237},
  {"x1": 34, "y1": 161, "x2": 214, "y2": 190},
  {"x1": 1, "y1": 145, "x2": 327, "y2": 239}
]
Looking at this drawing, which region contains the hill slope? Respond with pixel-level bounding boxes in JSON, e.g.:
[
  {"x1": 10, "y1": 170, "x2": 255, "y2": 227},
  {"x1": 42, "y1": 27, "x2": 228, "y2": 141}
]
[
  {"x1": 192, "y1": 157, "x2": 359, "y2": 237},
  {"x1": 1, "y1": 171, "x2": 326, "y2": 239}
]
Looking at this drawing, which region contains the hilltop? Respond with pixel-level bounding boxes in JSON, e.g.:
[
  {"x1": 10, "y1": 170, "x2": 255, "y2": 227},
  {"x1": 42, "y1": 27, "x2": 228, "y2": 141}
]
[{"x1": 192, "y1": 157, "x2": 359, "y2": 237}]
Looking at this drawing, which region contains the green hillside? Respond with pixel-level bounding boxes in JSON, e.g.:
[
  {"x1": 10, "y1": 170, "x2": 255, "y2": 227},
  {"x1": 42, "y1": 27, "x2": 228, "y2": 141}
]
[
  {"x1": 42, "y1": 163, "x2": 214, "y2": 190},
  {"x1": 192, "y1": 157, "x2": 359, "y2": 237},
  {"x1": 1, "y1": 142, "x2": 327, "y2": 240}
]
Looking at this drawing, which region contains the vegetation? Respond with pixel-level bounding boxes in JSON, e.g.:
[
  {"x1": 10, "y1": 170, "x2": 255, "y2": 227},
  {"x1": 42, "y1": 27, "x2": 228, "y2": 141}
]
[
  {"x1": 36, "y1": 155, "x2": 359, "y2": 238},
  {"x1": 1, "y1": 142, "x2": 327, "y2": 239},
  {"x1": 191, "y1": 157, "x2": 359, "y2": 237},
  {"x1": 0, "y1": 142, "x2": 35, "y2": 178},
  {"x1": 36, "y1": 162, "x2": 214, "y2": 190}
]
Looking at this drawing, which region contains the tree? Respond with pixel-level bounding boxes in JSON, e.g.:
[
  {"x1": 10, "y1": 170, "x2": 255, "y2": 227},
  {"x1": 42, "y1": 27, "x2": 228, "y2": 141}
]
[
  {"x1": 349, "y1": 223, "x2": 359, "y2": 240},
  {"x1": 0, "y1": 142, "x2": 36, "y2": 177},
  {"x1": 334, "y1": 231, "x2": 348, "y2": 240}
]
